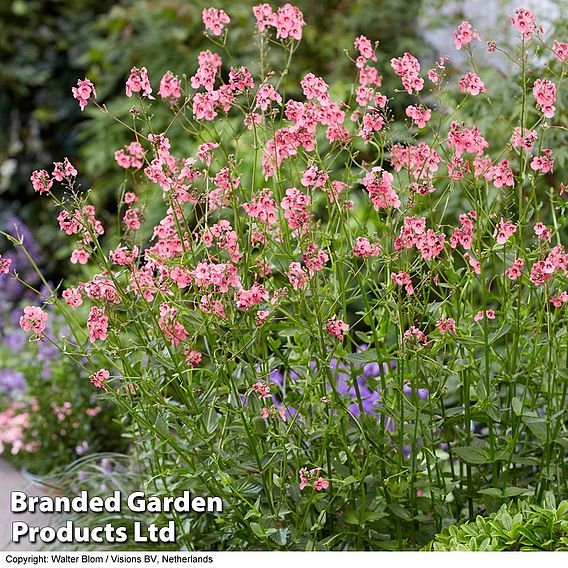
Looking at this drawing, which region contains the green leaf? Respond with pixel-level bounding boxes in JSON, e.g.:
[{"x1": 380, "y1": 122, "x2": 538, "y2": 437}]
[
  {"x1": 388, "y1": 503, "x2": 412, "y2": 521},
  {"x1": 479, "y1": 488, "x2": 503, "y2": 498},
  {"x1": 511, "y1": 397, "x2": 524, "y2": 416},
  {"x1": 453, "y1": 446, "x2": 490, "y2": 465}
]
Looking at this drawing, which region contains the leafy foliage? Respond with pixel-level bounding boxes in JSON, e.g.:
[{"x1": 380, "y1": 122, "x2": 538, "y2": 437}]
[{"x1": 425, "y1": 495, "x2": 568, "y2": 550}]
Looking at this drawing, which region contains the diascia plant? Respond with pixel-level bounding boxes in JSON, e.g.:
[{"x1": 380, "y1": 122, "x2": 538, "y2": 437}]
[{"x1": 1, "y1": 3, "x2": 566, "y2": 550}]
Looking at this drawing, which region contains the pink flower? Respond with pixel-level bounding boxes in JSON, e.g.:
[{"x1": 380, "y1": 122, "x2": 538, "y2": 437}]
[
  {"x1": 458, "y1": 72, "x2": 486, "y2": 96},
  {"x1": 62, "y1": 287, "x2": 83, "y2": 308},
  {"x1": 30, "y1": 169, "x2": 53, "y2": 195},
  {"x1": 158, "y1": 71, "x2": 181, "y2": 103},
  {"x1": 454, "y1": 21, "x2": 480, "y2": 49},
  {"x1": 436, "y1": 317, "x2": 457, "y2": 335},
  {"x1": 123, "y1": 208, "x2": 141, "y2": 231},
  {"x1": 72, "y1": 78, "x2": 96, "y2": 111},
  {"x1": 236, "y1": 283, "x2": 269, "y2": 310},
  {"x1": 510, "y1": 8, "x2": 538, "y2": 40},
  {"x1": 474, "y1": 309, "x2": 495, "y2": 322},
  {"x1": 253, "y1": 3, "x2": 276, "y2": 32},
  {"x1": 19, "y1": 306, "x2": 48, "y2": 335},
  {"x1": 403, "y1": 326, "x2": 428, "y2": 344},
  {"x1": 281, "y1": 187, "x2": 312, "y2": 233},
  {"x1": 493, "y1": 218, "x2": 517, "y2": 245},
  {"x1": 405, "y1": 105, "x2": 432, "y2": 128},
  {"x1": 202, "y1": 7, "x2": 230, "y2": 36},
  {"x1": 124, "y1": 192, "x2": 138, "y2": 205},
  {"x1": 450, "y1": 212, "x2": 475, "y2": 250},
  {"x1": 352, "y1": 237, "x2": 381, "y2": 257},
  {"x1": 243, "y1": 188, "x2": 277, "y2": 225},
  {"x1": 487, "y1": 160, "x2": 514, "y2": 188},
  {"x1": 70, "y1": 249, "x2": 90, "y2": 265},
  {"x1": 464, "y1": 252, "x2": 481, "y2": 275},
  {"x1": 511, "y1": 127, "x2": 537, "y2": 150},
  {"x1": 0, "y1": 255, "x2": 12, "y2": 275},
  {"x1": 363, "y1": 168, "x2": 400, "y2": 210},
  {"x1": 391, "y1": 52, "x2": 423, "y2": 94},
  {"x1": 391, "y1": 271, "x2": 414, "y2": 295},
  {"x1": 158, "y1": 302, "x2": 189, "y2": 346},
  {"x1": 533, "y1": 79, "x2": 556, "y2": 118},
  {"x1": 52, "y1": 157, "x2": 77, "y2": 181},
  {"x1": 115, "y1": 142, "x2": 145, "y2": 170},
  {"x1": 313, "y1": 477, "x2": 329, "y2": 491},
  {"x1": 326, "y1": 316, "x2": 349, "y2": 340},
  {"x1": 550, "y1": 292, "x2": 568, "y2": 308},
  {"x1": 534, "y1": 222, "x2": 552, "y2": 242},
  {"x1": 125, "y1": 67, "x2": 154, "y2": 99},
  {"x1": 506, "y1": 258, "x2": 525, "y2": 281},
  {"x1": 299, "y1": 467, "x2": 328, "y2": 490},
  {"x1": 447, "y1": 121, "x2": 488, "y2": 158},
  {"x1": 302, "y1": 244, "x2": 329, "y2": 276},
  {"x1": 255, "y1": 84, "x2": 282, "y2": 111},
  {"x1": 553, "y1": 40, "x2": 568, "y2": 62},
  {"x1": 530, "y1": 149, "x2": 554, "y2": 174},
  {"x1": 287, "y1": 261, "x2": 309, "y2": 290},
  {"x1": 185, "y1": 349, "x2": 202, "y2": 368},
  {"x1": 274, "y1": 3, "x2": 305, "y2": 40},
  {"x1": 90, "y1": 369, "x2": 109, "y2": 389},
  {"x1": 354, "y1": 35, "x2": 377, "y2": 64},
  {"x1": 252, "y1": 381, "x2": 271, "y2": 399},
  {"x1": 87, "y1": 306, "x2": 109, "y2": 343}
]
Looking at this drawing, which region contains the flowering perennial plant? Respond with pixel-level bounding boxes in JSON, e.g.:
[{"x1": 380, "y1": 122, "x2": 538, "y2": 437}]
[{"x1": 2, "y1": 4, "x2": 567, "y2": 551}]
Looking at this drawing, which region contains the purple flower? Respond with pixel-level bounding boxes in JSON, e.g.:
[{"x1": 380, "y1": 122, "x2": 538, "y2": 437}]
[{"x1": 0, "y1": 368, "x2": 27, "y2": 396}]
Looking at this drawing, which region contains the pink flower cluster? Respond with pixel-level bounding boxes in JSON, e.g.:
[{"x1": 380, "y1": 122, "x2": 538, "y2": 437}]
[
  {"x1": 510, "y1": 8, "x2": 538, "y2": 40},
  {"x1": 72, "y1": 78, "x2": 96, "y2": 111},
  {"x1": 390, "y1": 142, "x2": 441, "y2": 183},
  {"x1": 202, "y1": 7, "x2": 230, "y2": 36},
  {"x1": 299, "y1": 467, "x2": 329, "y2": 491},
  {"x1": 390, "y1": 52, "x2": 423, "y2": 94},
  {"x1": 90, "y1": 369, "x2": 110, "y2": 389},
  {"x1": 406, "y1": 105, "x2": 431, "y2": 128},
  {"x1": 395, "y1": 216, "x2": 446, "y2": 261},
  {"x1": 531, "y1": 149, "x2": 554, "y2": 174},
  {"x1": 511, "y1": 127, "x2": 537, "y2": 150},
  {"x1": 158, "y1": 302, "x2": 189, "y2": 346},
  {"x1": 454, "y1": 21, "x2": 480, "y2": 50},
  {"x1": 530, "y1": 245, "x2": 567, "y2": 286},
  {"x1": 281, "y1": 187, "x2": 312, "y2": 233},
  {"x1": 352, "y1": 237, "x2": 381, "y2": 257},
  {"x1": 126, "y1": 67, "x2": 154, "y2": 99},
  {"x1": 326, "y1": 316, "x2": 349, "y2": 340},
  {"x1": 493, "y1": 218, "x2": 517, "y2": 245},
  {"x1": 252, "y1": 3, "x2": 305, "y2": 41},
  {"x1": 450, "y1": 212, "x2": 476, "y2": 250},
  {"x1": 362, "y1": 168, "x2": 400, "y2": 210},
  {"x1": 458, "y1": 72, "x2": 486, "y2": 96},
  {"x1": 302, "y1": 245, "x2": 329, "y2": 276},
  {"x1": 0, "y1": 254, "x2": 12, "y2": 274},
  {"x1": 115, "y1": 141, "x2": 145, "y2": 170},
  {"x1": 87, "y1": 306, "x2": 109, "y2": 343},
  {"x1": 158, "y1": 71, "x2": 182, "y2": 103},
  {"x1": 474, "y1": 309, "x2": 496, "y2": 322},
  {"x1": 447, "y1": 121, "x2": 489, "y2": 158},
  {"x1": 236, "y1": 283, "x2": 269, "y2": 310},
  {"x1": 252, "y1": 381, "x2": 271, "y2": 399},
  {"x1": 533, "y1": 79, "x2": 557, "y2": 118},
  {"x1": 19, "y1": 306, "x2": 48, "y2": 335},
  {"x1": 436, "y1": 317, "x2": 457, "y2": 335},
  {"x1": 392, "y1": 271, "x2": 413, "y2": 295},
  {"x1": 506, "y1": 258, "x2": 525, "y2": 281}
]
